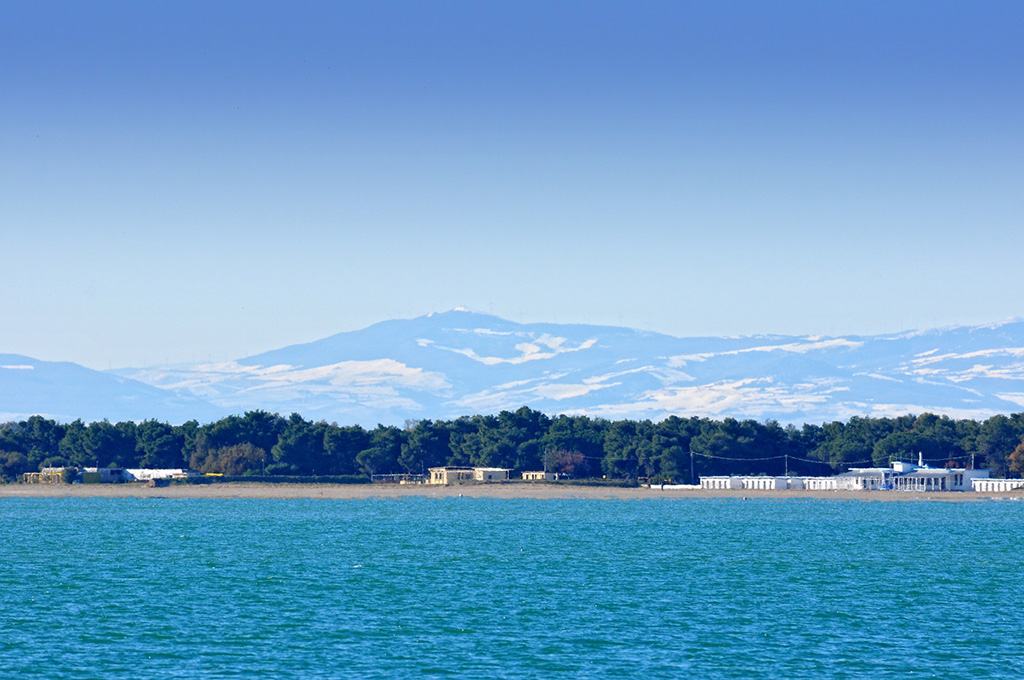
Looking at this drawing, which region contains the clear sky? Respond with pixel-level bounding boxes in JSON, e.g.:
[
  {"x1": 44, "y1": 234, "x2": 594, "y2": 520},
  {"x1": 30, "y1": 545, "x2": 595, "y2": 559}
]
[{"x1": 3, "y1": 1, "x2": 1022, "y2": 369}]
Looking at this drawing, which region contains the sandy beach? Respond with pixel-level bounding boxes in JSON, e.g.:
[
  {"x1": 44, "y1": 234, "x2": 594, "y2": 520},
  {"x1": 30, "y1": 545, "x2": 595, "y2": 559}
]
[{"x1": 2, "y1": 482, "x2": 1021, "y2": 501}]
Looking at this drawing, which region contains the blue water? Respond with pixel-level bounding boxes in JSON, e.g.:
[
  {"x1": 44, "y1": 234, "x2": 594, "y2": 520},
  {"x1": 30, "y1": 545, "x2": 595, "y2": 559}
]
[{"x1": 1, "y1": 498, "x2": 1022, "y2": 678}]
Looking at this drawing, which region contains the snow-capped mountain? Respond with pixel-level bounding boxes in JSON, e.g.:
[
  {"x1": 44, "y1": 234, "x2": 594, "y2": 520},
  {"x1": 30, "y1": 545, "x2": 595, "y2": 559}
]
[{"x1": 101, "y1": 309, "x2": 1024, "y2": 425}]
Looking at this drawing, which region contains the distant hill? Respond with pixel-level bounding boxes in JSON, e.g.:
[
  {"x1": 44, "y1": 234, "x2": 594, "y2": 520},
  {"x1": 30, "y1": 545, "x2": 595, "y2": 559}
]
[
  {"x1": 0, "y1": 354, "x2": 222, "y2": 424},
  {"x1": 91, "y1": 309, "x2": 1024, "y2": 425}
]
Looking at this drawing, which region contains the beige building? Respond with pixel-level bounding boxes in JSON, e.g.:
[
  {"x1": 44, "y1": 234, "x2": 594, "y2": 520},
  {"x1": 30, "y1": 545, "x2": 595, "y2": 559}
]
[
  {"x1": 474, "y1": 467, "x2": 510, "y2": 481},
  {"x1": 522, "y1": 471, "x2": 559, "y2": 481},
  {"x1": 428, "y1": 467, "x2": 475, "y2": 484},
  {"x1": 428, "y1": 466, "x2": 511, "y2": 484}
]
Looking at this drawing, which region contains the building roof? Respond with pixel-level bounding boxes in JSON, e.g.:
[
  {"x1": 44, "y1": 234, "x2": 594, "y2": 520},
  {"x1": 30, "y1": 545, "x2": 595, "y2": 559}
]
[{"x1": 900, "y1": 468, "x2": 955, "y2": 478}]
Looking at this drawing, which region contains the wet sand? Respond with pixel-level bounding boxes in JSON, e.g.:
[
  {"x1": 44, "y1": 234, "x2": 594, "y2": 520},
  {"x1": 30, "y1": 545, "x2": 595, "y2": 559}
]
[{"x1": 2, "y1": 482, "x2": 1021, "y2": 501}]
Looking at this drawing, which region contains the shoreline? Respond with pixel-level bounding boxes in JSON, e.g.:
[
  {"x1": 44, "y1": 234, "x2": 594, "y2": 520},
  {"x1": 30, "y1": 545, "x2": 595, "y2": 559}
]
[{"x1": 2, "y1": 482, "x2": 1023, "y2": 501}]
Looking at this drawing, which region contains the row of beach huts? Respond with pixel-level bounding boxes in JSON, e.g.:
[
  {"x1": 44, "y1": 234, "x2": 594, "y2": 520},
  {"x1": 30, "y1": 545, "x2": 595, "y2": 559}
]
[{"x1": 691, "y1": 457, "x2": 1024, "y2": 493}]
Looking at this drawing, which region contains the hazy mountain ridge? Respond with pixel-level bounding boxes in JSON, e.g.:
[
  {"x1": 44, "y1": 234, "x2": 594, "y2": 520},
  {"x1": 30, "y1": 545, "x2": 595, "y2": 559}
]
[
  {"x1": 5, "y1": 311, "x2": 1024, "y2": 425},
  {"x1": 0, "y1": 353, "x2": 222, "y2": 424}
]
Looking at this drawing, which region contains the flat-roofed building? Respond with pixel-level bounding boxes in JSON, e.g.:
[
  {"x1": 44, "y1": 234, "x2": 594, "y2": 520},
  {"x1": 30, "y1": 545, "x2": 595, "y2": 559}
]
[
  {"x1": 473, "y1": 467, "x2": 510, "y2": 482},
  {"x1": 427, "y1": 466, "x2": 511, "y2": 484},
  {"x1": 428, "y1": 467, "x2": 475, "y2": 485},
  {"x1": 887, "y1": 458, "x2": 989, "y2": 491},
  {"x1": 81, "y1": 467, "x2": 125, "y2": 484},
  {"x1": 522, "y1": 471, "x2": 559, "y2": 481},
  {"x1": 834, "y1": 468, "x2": 891, "y2": 490}
]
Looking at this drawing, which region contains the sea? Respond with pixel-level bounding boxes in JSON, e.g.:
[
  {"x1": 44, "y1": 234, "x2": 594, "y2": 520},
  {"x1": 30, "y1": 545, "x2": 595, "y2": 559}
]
[{"x1": 2, "y1": 497, "x2": 1022, "y2": 679}]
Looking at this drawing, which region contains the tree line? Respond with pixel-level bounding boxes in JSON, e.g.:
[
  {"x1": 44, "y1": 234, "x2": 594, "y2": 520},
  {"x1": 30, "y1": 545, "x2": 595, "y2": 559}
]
[{"x1": 2, "y1": 407, "x2": 1024, "y2": 483}]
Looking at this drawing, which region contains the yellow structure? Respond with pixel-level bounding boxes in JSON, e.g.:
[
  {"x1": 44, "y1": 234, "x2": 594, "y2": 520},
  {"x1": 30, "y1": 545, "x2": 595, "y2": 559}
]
[{"x1": 21, "y1": 469, "x2": 66, "y2": 484}]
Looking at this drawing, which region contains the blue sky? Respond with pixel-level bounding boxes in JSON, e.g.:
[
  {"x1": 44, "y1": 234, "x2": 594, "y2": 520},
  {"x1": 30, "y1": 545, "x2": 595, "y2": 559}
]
[{"x1": 3, "y1": 1, "x2": 1022, "y2": 368}]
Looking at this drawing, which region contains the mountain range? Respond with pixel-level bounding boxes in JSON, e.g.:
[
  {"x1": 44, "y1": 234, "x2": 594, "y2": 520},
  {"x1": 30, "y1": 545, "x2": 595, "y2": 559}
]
[{"x1": 4, "y1": 309, "x2": 1024, "y2": 425}]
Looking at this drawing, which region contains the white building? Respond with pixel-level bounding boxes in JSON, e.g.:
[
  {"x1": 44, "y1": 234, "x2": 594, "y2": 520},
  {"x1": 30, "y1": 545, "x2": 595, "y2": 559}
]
[
  {"x1": 819, "y1": 456, "x2": 989, "y2": 492},
  {"x1": 884, "y1": 457, "x2": 989, "y2": 491},
  {"x1": 124, "y1": 469, "x2": 190, "y2": 481},
  {"x1": 696, "y1": 455, "x2": 990, "y2": 493},
  {"x1": 832, "y1": 467, "x2": 890, "y2": 490}
]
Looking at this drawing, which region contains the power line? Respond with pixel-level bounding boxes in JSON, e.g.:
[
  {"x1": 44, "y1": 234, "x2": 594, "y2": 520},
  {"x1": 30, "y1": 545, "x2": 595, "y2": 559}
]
[{"x1": 692, "y1": 451, "x2": 847, "y2": 465}]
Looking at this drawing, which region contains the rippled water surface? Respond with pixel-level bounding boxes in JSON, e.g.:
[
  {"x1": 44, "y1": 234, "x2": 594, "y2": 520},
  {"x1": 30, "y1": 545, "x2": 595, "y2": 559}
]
[{"x1": 2, "y1": 497, "x2": 1022, "y2": 678}]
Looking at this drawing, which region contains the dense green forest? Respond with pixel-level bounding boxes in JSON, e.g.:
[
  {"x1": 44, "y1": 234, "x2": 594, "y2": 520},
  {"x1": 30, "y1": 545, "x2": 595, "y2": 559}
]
[{"x1": 3, "y1": 408, "x2": 1024, "y2": 483}]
